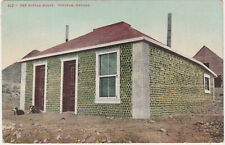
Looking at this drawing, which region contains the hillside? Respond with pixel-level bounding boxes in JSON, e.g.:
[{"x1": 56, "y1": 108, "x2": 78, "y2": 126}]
[
  {"x1": 2, "y1": 50, "x2": 40, "y2": 83},
  {"x1": 2, "y1": 50, "x2": 40, "y2": 110}
]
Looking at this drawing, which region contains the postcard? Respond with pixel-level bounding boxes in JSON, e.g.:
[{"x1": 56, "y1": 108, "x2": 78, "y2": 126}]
[{"x1": 1, "y1": 0, "x2": 224, "y2": 143}]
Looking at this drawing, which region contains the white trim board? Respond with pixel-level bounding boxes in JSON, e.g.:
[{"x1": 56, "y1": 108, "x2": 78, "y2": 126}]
[
  {"x1": 18, "y1": 37, "x2": 143, "y2": 63},
  {"x1": 95, "y1": 47, "x2": 120, "y2": 104},
  {"x1": 32, "y1": 61, "x2": 48, "y2": 112},
  {"x1": 60, "y1": 55, "x2": 78, "y2": 114},
  {"x1": 18, "y1": 36, "x2": 217, "y2": 77},
  {"x1": 20, "y1": 63, "x2": 26, "y2": 110}
]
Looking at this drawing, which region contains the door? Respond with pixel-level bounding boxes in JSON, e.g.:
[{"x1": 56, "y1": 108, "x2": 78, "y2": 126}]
[
  {"x1": 63, "y1": 60, "x2": 76, "y2": 112},
  {"x1": 34, "y1": 65, "x2": 45, "y2": 111}
]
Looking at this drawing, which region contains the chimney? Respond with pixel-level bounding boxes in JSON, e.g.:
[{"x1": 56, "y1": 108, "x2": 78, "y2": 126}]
[
  {"x1": 167, "y1": 13, "x2": 172, "y2": 47},
  {"x1": 65, "y1": 25, "x2": 69, "y2": 42}
]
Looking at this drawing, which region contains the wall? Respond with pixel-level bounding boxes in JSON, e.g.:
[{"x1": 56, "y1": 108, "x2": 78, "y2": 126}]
[
  {"x1": 24, "y1": 42, "x2": 214, "y2": 118},
  {"x1": 149, "y1": 44, "x2": 214, "y2": 117},
  {"x1": 77, "y1": 43, "x2": 133, "y2": 117},
  {"x1": 25, "y1": 54, "x2": 75, "y2": 111},
  {"x1": 25, "y1": 61, "x2": 33, "y2": 110},
  {"x1": 24, "y1": 43, "x2": 133, "y2": 117}
]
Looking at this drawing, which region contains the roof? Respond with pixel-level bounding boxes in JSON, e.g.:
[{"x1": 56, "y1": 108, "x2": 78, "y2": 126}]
[
  {"x1": 18, "y1": 21, "x2": 217, "y2": 77},
  {"x1": 22, "y1": 22, "x2": 161, "y2": 60},
  {"x1": 193, "y1": 46, "x2": 223, "y2": 76}
]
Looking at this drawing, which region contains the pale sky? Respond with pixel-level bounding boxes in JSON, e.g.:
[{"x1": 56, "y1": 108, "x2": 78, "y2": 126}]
[{"x1": 1, "y1": 0, "x2": 223, "y2": 69}]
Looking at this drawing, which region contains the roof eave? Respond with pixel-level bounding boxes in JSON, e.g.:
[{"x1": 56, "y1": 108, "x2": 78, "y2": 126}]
[
  {"x1": 18, "y1": 36, "x2": 217, "y2": 77},
  {"x1": 17, "y1": 37, "x2": 144, "y2": 63}
]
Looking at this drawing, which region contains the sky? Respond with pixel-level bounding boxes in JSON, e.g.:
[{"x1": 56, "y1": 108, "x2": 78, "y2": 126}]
[{"x1": 1, "y1": 0, "x2": 224, "y2": 69}]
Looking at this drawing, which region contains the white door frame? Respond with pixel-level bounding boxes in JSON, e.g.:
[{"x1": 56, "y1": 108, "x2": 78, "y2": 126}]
[
  {"x1": 32, "y1": 61, "x2": 48, "y2": 112},
  {"x1": 60, "y1": 55, "x2": 78, "y2": 114}
]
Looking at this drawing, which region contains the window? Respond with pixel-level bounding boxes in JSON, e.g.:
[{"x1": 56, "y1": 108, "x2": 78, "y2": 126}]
[
  {"x1": 204, "y1": 73, "x2": 210, "y2": 93},
  {"x1": 100, "y1": 53, "x2": 117, "y2": 97},
  {"x1": 96, "y1": 48, "x2": 120, "y2": 103}
]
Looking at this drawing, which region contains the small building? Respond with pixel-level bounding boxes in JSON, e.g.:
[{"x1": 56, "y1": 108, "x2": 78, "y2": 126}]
[
  {"x1": 19, "y1": 22, "x2": 217, "y2": 118},
  {"x1": 193, "y1": 46, "x2": 223, "y2": 97}
]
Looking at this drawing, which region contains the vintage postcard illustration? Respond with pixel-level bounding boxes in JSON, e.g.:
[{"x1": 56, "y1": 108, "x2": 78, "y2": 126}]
[{"x1": 1, "y1": 0, "x2": 224, "y2": 143}]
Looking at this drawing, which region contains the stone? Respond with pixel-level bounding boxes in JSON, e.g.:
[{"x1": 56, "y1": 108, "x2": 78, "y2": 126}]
[
  {"x1": 101, "y1": 139, "x2": 107, "y2": 143},
  {"x1": 106, "y1": 117, "x2": 114, "y2": 120},
  {"x1": 16, "y1": 132, "x2": 22, "y2": 139},
  {"x1": 159, "y1": 128, "x2": 167, "y2": 132},
  {"x1": 11, "y1": 139, "x2": 15, "y2": 143},
  {"x1": 13, "y1": 130, "x2": 18, "y2": 136},
  {"x1": 12, "y1": 123, "x2": 16, "y2": 127},
  {"x1": 19, "y1": 123, "x2": 23, "y2": 127},
  {"x1": 65, "y1": 135, "x2": 71, "y2": 139},
  {"x1": 81, "y1": 129, "x2": 85, "y2": 133},
  {"x1": 33, "y1": 139, "x2": 38, "y2": 143},
  {"x1": 56, "y1": 135, "x2": 61, "y2": 140},
  {"x1": 43, "y1": 138, "x2": 48, "y2": 142},
  {"x1": 150, "y1": 120, "x2": 155, "y2": 123}
]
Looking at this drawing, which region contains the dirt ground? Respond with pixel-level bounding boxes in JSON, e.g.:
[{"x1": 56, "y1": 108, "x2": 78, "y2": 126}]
[{"x1": 2, "y1": 98, "x2": 224, "y2": 143}]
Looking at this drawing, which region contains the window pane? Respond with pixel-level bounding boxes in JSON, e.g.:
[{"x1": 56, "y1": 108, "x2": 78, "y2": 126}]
[
  {"x1": 205, "y1": 77, "x2": 209, "y2": 91},
  {"x1": 100, "y1": 77, "x2": 116, "y2": 97},
  {"x1": 109, "y1": 77, "x2": 116, "y2": 97},
  {"x1": 100, "y1": 54, "x2": 109, "y2": 75},
  {"x1": 109, "y1": 53, "x2": 117, "y2": 75},
  {"x1": 100, "y1": 52, "x2": 117, "y2": 76},
  {"x1": 100, "y1": 77, "x2": 108, "y2": 97}
]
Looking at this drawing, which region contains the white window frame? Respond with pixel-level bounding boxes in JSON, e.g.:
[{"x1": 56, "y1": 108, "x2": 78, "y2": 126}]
[
  {"x1": 95, "y1": 48, "x2": 120, "y2": 104},
  {"x1": 32, "y1": 61, "x2": 48, "y2": 112},
  {"x1": 204, "y1": 73, "x2": 211, "y2": 94},
  {"x1": 60, "y1": 55, "x2": 78, "y2": 114}
]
